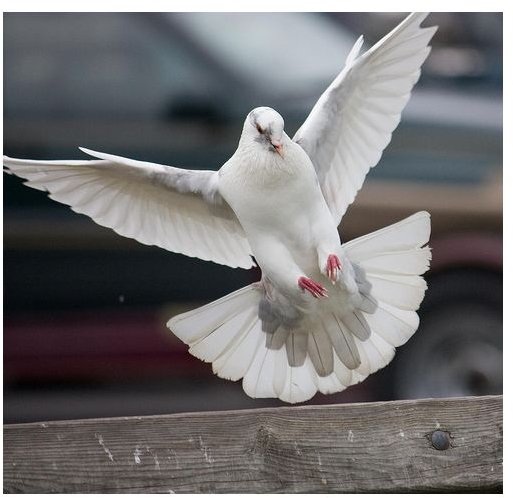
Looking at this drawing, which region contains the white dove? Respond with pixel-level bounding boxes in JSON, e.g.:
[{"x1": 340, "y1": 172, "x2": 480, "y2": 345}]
[{"x1": 4, "y1": 13, "x2": 436, "y2": 403}]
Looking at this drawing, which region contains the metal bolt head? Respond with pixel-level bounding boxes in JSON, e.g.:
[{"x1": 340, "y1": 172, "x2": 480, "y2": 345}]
[{"x1": 431, "y1": 430, "x2": 451, "y2": 450}]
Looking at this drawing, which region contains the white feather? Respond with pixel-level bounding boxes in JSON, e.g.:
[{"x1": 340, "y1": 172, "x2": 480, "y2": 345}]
[
  {"x1": 344, "y1": 211, "x2": 431, "y2": 260},
  {"x1": 293, "y1": 13, "x2": 437, "y2": 224},
  {"x1": 166, "y1": 206, "x2": 430, "y2": 404},
  {"x1": 213, "y1": 317, "x2": 261, "y2": 381},
  {"x1": 4, "y1": 152, "x2": 254, "y2": 269},
  {"x1": 242, "y1": 333, "x2": 276, "y2": 398},
  {"x1": 168, "y1": 284, "x2": 260, "y2": 344},
  {"x1": 188, "y1": 307, "x2": 256, "y2": 363},
  {"x1": 280, "y1": 358, "x2": 318, "y2": 404}
]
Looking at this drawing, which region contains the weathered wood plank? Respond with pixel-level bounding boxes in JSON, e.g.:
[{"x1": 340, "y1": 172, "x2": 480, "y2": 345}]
[{"x1": 3, "y1": 395, "x2": 502, "y2": 493}]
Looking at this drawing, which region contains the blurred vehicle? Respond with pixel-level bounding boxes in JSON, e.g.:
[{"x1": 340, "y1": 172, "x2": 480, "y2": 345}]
[{"x1": 3, "y1": 13, "x2": 502, "y2": 422}]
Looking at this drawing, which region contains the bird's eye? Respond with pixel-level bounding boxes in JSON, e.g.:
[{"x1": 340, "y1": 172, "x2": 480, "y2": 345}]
[{"x1": 256, "y1": 124, "x2": 264, "y2": 134}]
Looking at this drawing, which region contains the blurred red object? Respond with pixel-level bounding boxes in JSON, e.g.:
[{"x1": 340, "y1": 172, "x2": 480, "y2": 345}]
[{"x1": 4, "y1": 307, "x2": 211, "y2": 383}]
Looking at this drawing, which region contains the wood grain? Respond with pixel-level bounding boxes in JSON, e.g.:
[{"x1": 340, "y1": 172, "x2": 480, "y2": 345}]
[{"x1": 3, "y1": 395, "x2": 502, "y2": 493}]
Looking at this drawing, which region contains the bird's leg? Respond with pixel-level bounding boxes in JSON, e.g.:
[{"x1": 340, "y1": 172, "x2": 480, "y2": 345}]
[
  {"x1": 255, "y1": 240, "x2": 328, "y2": 299},
  {"x1": 325, "y1": 254, "x2": 342, "y2": 283},
  {"x1": 316, "y1": 243, "x2": 343, "y2": 284},
  {"x1": 298, "y1": 276, "x2": 328, "y2": 298}
]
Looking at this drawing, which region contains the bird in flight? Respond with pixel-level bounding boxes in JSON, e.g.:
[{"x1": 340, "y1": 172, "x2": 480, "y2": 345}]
[{"x1": 4, "y1": 13, "x2": 436, "y2": 403}]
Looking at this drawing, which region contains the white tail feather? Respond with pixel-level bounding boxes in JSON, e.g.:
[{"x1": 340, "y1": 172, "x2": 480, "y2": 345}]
[{"x1": 167, "y1": 211, "x2": 431, "y2": 404}]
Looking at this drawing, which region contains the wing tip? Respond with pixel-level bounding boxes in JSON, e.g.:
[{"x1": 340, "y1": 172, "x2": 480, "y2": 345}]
[
  {"x1": 414, "y1": 210, "x2": 431, "y2": 220},
  {"x1": 408, "y1": 12, "x2": 430, "y2": 24},
  {"x1": 408, "y1": 13, "x2": 439, "y2": 38},
  {"x1": 78, "y1": 146, "x2": 98, "y2": 158},
  {"x1": 3, "y1": 155, "x2": 13, "y2": 173},
  {"x1": 3, "y1": 155, "x2": 19, "y2": 167},
  {"x1": 346, "y1": 35, "x2": 365, "y2": 65}
]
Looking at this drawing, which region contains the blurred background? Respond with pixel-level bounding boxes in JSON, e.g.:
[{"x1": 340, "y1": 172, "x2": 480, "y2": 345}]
[{"x1": 3, "y1": 12, "x2": 502, "y2": 423}]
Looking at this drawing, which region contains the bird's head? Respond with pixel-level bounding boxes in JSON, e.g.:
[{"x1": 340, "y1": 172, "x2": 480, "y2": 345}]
[{"x1": 243, "y1": 107, "x2": 285, "y2": 158}]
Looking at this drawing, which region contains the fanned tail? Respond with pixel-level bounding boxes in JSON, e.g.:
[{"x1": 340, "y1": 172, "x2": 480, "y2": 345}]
[
  {"x1": 312, "y1": 211, "x2": 431, "y2": 398},
  {"x1": 167, "y1": 211, "x2": 431, "y2": 404}
]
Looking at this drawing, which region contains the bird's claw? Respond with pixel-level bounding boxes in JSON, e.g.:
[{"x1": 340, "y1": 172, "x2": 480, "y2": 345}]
[
  {"x1": 298, "y1": 276, "x2": 328, "y2": 298},
  {"x1": 326, "y1": 254, "x2": 342, "y2": 283}
]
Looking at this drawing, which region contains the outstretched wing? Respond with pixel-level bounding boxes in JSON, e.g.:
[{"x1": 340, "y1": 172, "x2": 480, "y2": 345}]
[
  {"x1": 294, "y1": 12, "x2": 437, "y2": 225},
  {"x1": 4, "y1": 148, "x2": 254, "y2": 269}
]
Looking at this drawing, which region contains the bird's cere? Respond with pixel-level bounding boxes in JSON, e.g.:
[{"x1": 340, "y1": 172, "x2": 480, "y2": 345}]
[{"x1": 272, "y1": 141, "x2": 284, "y2": 158}]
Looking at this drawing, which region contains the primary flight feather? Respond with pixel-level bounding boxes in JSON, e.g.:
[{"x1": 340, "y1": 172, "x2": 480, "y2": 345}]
[{"x1": 4, "y1": 12, "x2": 436, "y2": 403}]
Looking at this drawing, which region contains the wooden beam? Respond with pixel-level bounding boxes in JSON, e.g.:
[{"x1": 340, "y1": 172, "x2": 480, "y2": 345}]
[{"x1": 3, "y1": 395, "x2": 502, "y2": 493}]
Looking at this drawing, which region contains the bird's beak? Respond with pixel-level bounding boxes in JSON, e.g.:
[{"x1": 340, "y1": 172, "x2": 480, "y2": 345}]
[{"x1": 272, "y1": 141, "x2": 284, "y2": 158}]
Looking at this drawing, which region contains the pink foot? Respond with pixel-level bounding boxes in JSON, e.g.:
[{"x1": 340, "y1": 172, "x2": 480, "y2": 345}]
[
  {"x1": 298, "y1": 276, "x2": 328, "y2": 298},
  {"x1": 326, "y1": 254, "x2": 342, "y2": 283}
]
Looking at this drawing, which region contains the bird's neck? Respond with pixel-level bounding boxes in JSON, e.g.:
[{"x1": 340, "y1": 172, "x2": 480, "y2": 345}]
[{"x1": 236, "y1": 143, "x2": 296, "y2": 181}]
